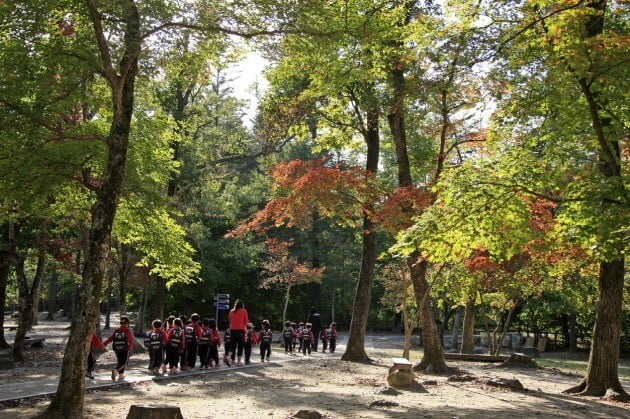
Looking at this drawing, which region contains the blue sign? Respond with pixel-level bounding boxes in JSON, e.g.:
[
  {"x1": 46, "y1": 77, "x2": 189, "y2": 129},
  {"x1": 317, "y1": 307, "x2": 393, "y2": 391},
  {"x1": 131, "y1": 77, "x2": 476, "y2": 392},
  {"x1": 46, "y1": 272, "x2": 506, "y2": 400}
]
[{"x1": 217, "y1": 304, "x2": 230, "y2": 310}]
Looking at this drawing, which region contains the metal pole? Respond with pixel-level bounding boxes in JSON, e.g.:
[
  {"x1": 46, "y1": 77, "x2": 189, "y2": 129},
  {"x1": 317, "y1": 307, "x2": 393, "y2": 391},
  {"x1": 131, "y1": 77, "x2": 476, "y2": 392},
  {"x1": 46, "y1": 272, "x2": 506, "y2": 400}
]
[{"x1": 215, "y1": 294, "x2": 219, "y2": 327}]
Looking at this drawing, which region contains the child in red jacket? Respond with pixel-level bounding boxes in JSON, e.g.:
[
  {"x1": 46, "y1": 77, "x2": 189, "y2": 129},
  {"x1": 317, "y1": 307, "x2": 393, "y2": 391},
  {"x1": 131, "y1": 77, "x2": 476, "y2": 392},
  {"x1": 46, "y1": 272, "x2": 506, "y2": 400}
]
[
  {"x1": 86, "y1": 332, "x2": 104, "y2": 379},
  {"x1": 244, "y1": 322, "x2": 258, "y2": 365},
  {"x1": 299, "y1": 323, "x2": 314, "y2": 356},
  {"x1": 282, "y1": 320, "x2": 294, "y2": 354},
  {"x1": 206, "y1": 318, "x2": 221, "y2": 368},
  {"x1": 198, "y1": 318, "x2": 220, "y2": 369},
  {"x1": 148, "y1": 319, "x2": 168, "y2": 375},
  {"x1": 165, "y1": 318, "x2": 186, "y2": 374},
  {"x1": 258, "y1": 320, "x2": 273, "y2": 362},
  {"x1": 183, "y1": 313, "x2": 202, "y2": 370},
  {"x1": 326, "y1": 322, "x2": 339, "y2": 353},
  {"x1": 102, "y1": 316, "x2": 134, "y2": 381}
]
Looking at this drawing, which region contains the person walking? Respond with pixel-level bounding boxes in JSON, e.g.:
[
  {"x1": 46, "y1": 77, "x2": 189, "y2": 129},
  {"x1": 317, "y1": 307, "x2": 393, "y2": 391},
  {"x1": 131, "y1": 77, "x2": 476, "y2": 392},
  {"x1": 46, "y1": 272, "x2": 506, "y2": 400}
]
[
  {"x1": 306, "y1": 306, "x2": 322, "y2": 352},
  {"x1": 225, "y1": 298, "x2": 249, "y2": 366}
]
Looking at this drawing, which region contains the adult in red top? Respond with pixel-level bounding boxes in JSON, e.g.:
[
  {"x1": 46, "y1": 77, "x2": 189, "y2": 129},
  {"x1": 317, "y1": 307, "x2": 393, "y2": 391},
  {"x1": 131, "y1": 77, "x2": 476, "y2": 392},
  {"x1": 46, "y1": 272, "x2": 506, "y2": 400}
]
[{"x1": 225, "y1": 299, "x2": 249, "y2": 366}]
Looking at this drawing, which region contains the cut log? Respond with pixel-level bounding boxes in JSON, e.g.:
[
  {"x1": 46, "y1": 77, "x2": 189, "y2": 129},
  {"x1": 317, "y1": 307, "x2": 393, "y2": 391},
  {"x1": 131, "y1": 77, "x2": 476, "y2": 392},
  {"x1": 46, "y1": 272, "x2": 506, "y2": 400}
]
[{"x1": 126, "y1": 404, "x2": 183, "y2": 419}]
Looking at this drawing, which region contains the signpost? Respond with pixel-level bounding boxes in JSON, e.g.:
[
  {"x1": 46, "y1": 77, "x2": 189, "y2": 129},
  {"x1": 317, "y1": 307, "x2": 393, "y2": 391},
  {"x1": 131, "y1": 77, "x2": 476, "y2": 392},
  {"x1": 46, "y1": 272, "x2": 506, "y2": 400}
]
[{"x1": 214, "y1": 293, "x2": 230, "y2": 326}]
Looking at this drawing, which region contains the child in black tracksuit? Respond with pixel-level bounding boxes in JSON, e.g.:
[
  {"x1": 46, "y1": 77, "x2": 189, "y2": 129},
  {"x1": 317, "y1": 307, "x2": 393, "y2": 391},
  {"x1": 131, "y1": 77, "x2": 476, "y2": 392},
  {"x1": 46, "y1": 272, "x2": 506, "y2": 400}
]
[
  {"x1": 147, "y1": 319, "x2": 167, "y2": 375},
  {"x1": 102, "y1": 316, "x2": 134, "y2": 381},
  {"x1": 244, "y1": 323, "x2": 257, "y2": 365},
  {"x1": 296, "y1": 322, "x2": 305, "y2": 352},
  {"x1": 300, "y1": 323, "x2": 314, "y2": 356},
  {"x1": 165, "y1": 318, "x2": 185, "y2": 374},
  {"x1": 282, "y1": 321, "x2": 294, "y2": 354},
  {"x1": 326, "y1": 322, "x2": 339, "y2": 353},
  {"x1": 207, "y1": 318, "x2": 221, "y2": 368},
  {"x1": 223, "y1": 328, "x2": 235, "y2": 364},
  {"x1": 183, "y1": 313, "x2": 202, "y2": 369},
  {"x1": 258, "y1": 320, "x2": 273, "y2": 362}
]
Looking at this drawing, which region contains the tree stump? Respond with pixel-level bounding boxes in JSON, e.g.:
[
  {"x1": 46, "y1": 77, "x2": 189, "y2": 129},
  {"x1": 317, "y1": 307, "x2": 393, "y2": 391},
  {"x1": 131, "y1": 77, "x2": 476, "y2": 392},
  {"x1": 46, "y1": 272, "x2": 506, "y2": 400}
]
[
  {"x1": 126, "y1": 404, "x2": 183, "y2": 419},
  {"x1": 387, "y1": 358, "x2": 416, "y2": 387}
]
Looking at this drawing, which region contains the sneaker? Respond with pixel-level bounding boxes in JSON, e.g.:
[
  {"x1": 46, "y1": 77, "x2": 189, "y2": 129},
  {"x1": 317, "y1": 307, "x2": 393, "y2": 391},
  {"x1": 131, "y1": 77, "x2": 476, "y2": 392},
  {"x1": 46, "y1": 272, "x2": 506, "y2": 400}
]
[
  {"x1": 170, "y1": 368, "x2": 178, "y2": 374},
  {"x1": 245, "y1": 360, "x2": 250, "y2": 365},
  {"x1": 161, "y1": 364, "x2": 167, "y2": 374},
  {"x1": 86, "y1": 373, "x2": 94, "y2": 379},
  {"x1": 111, "y1": 369, "x2": 118, "y2": 381},
  {"x1": 223, "y1": 355, "x2": 231, "y2": 367},
  {"x1": 266, "y1": 357, "x2": 270, "y2": 362},
  {"x1": 152, "y1": 367, "x2": 159, "y2": 375},
  {"x1": 118, "y1": 373, "x2": 125, "y2": 380},
  {"x1": 236, "y1": 361, "x2": 243, "y2": 366}
]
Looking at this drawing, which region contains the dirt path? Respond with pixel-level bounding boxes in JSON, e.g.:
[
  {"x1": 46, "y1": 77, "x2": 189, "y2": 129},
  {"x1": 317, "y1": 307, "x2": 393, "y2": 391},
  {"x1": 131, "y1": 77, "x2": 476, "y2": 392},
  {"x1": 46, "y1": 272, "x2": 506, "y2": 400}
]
[{"x1": 1, "y1": 318, "x2": 628, "y2": 418}]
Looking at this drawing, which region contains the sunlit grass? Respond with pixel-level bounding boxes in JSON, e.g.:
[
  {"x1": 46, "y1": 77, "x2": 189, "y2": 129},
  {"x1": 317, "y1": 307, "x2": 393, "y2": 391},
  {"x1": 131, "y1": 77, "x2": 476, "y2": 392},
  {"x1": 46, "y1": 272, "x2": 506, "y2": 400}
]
[{"x1": 537, "y1": 357, "x2": 630, "y2": 380}]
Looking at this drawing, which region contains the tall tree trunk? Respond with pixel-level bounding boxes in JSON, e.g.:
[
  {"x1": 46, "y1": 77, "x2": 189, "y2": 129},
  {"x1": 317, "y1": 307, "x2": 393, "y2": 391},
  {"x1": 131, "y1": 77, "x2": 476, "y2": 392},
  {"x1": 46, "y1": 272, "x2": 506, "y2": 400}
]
[
  {"x1": 0, "y1": 222, "x2": 18, "y2": 348},
  {"x1": 568, "y1": 312, "x2": 578, "y2": 352},
  {"x1": 118, "y1": 243, "x2": 130, "y2": 316},
  {"x1": 41, "y1": 1, "x2": 140, "y2": 416},
  {"x1": 105, "y1": 269, "x2": 113, "y2": 330},
  {"x1": 460, "y1": 293, "x2": 476, "y2": 354},
  {"x1": 565, "y1": 260, "x2": 627, "y2": 398},
  {"x1": 282, "y1": 284, "x2": 292, "y2": 326},
  {"x1": 154, "y1": 275, "x2": 165, "y2": 322},
  {"x1": 385, "y1": 2, "x2": 450, "y2": 372},
  {"x1": 563, "y1": 0, "x2": 627, "y2": 400},
  {"x1": 46, "y1": 266, "x2": 58, "y2": 321},
  {"x1": 341, "y1": 104, "x2": 379, "y2": 362},
  {"x1": 451, "y1": 306, "x2": 462, "y2": 351}
]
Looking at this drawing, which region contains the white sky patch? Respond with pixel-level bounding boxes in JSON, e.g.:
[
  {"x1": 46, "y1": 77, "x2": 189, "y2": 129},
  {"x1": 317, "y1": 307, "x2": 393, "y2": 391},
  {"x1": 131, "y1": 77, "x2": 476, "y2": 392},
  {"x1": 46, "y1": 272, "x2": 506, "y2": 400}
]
[{"x1": 227, "y1": 51, "x2": 269, "y2": 128}]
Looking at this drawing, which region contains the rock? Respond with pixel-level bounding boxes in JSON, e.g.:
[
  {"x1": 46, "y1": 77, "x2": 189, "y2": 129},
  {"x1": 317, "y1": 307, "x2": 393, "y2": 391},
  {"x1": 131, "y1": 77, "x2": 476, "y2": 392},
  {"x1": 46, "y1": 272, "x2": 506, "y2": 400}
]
[
  {"x1": 447, "y1": 374, "x2": 477, "y2": 383},
  {"x1": 500, "y1": 353, "x2": 538, "y2": 369},
  {"x1": 291, "y1": 409, "x2": 323, "y2": 419},
  {"x1": 520, "y1": 346, "x2": 540, "y2": 358},
  {"x1": 369, "y1": 399, "x2": 399, "y2": 407},
  {"x1": 480, "y1": 378, "x2": 525, "y2": 391},
  {"x1": 126, "y1": 404, "x2": 184, "y2": 419},
  {"x1": 603, "y1": 389, "x2": 630, "y2": 402},
  {"x1": 387, "y1": 369, "x2": 416, "y2": 387},
  {"x1": 378, "y1": 386, "x2": 401, "y2": 396},
  {"x1": 422, "y1": 380, "x2": 438, "y2": 386}
]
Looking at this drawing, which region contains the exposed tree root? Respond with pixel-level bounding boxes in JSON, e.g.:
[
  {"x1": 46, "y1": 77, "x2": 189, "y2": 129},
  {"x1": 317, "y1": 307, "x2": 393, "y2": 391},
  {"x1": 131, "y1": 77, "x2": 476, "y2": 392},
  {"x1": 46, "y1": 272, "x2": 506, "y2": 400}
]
[{"x1": 563, "y1": 380, "x2": 630, "y2": 402}]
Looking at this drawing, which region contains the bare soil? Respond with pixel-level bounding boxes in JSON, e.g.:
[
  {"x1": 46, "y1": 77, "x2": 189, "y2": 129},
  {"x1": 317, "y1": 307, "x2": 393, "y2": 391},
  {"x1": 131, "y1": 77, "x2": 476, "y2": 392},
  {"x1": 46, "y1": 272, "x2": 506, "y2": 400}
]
[{"x1": 1, "y1": 317, "x2": 629, "y2": 418}]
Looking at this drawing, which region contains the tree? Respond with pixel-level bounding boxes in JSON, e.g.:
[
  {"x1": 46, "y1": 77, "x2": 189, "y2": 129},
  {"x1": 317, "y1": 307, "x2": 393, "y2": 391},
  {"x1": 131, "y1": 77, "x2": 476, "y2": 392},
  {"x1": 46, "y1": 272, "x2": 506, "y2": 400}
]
[{"x1": 259, "y1": 238, "x2": 323, "y2": 325}]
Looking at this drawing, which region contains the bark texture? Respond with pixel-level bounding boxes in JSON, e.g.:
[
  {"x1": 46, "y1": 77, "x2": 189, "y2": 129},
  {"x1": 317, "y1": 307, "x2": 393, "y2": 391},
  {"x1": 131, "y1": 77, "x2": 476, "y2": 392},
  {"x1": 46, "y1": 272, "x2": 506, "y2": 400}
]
[
  {"x1": 39, "y1": 1, "x2": 140, "y2": 417},
  {"x1": 460, "y1": 294, "x2": 475, "y2": 354},
  {"x1": 341, "y1": 105, "x2": 379, "y2": 362}
]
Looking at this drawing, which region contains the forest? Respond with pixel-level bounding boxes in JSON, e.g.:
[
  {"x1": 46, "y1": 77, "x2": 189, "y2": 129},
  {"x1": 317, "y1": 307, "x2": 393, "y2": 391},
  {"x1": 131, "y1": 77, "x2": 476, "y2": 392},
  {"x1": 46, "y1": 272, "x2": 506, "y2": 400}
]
[{"x1": 0, "y1": 0, "x2": 628, "y2": 417}]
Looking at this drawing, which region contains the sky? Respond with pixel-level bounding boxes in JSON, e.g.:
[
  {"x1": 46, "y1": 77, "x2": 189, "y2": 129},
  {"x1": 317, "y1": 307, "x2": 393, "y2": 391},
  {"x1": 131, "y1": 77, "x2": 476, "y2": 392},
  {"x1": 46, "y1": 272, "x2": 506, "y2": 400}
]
[{"x1": 228, "y1": 51, "x2": 269, "y2": 128}]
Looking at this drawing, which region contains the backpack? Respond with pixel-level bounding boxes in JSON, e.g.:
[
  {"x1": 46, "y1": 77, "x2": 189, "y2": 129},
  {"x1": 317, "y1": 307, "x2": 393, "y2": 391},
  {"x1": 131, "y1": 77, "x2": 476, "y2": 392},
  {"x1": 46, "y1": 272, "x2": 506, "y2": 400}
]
[
  {"x1": 302, "y1": 330, "x2": 311, "y2": 343},
  {"x1": 199, "y1": 329, "x2": 211, "y2": 346},
  {"x1": 143, "y1": 331, "x2": 151, "y2": 348},
  {"x1": 327, "y1": 329, "x2": 335, "y2": 340},
  {"x1": 224, "y1": 329, "x2": 231, "y2": 343},
  {"x1": 112, "y1": 330, "x2": 128, "y2": 351},
  {"x1": 184, "y1": 325, "x2": 197, "y2": 343},
  {"x1": 169, "y1": 329, "x2": 183, "y2": 349},
  {"x1": 283, "y1": 327, "x2": 293, "y2": 339},
  {"x1": 261, "y1": 329, "x2": 272, "y2": 343},
  {"x1": 150, "y1": 331, "x2": 164, "y2": 349}
]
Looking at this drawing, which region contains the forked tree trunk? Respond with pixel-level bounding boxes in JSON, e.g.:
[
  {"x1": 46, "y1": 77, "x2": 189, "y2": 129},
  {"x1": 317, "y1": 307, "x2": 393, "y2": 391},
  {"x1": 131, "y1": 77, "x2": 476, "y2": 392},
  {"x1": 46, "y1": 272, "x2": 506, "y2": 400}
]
[
  {"x1": 460, "y1": 293, "x2": 476, "y2": 354},
  {"x1": 45, "y1": 266, "x2": 58, "y2": 321},
  {"x1": 492, "y1": 299, "x2": 518, "y2": 356},
  {"x1": 13, "y1": 243, "x2": 47, "y2": 362},
  {"x1": 341, "y1": 104, "x2": 379, "y2": 363},
  {"x1": 39, "y1": 1, "x2": 140, "y2": 416},
  {"x1": 409, "y1": 258, "x2": 449, "y2": 373},
  {"x1": 0, "y1": 222, "x2": 18, "y2": 348}
]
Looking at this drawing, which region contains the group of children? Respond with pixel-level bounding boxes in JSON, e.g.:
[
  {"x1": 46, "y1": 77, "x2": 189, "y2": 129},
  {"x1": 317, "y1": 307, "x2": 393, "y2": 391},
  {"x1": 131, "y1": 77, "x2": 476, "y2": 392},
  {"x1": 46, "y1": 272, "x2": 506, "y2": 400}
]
[
  {"x1": 281, "y1": 321, "x2": 339, "y2": 356},
  {"x1": 92, "y1": 314, "x2": 339, "y2": 381}
]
